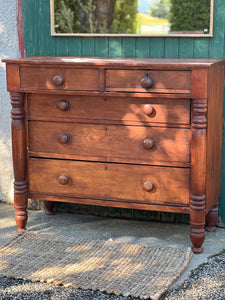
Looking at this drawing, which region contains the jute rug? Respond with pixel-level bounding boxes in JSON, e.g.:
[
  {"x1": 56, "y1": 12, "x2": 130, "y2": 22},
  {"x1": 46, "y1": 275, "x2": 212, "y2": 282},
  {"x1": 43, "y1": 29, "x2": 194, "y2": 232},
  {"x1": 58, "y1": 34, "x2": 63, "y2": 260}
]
[{"x1": 0, "y1": 231, "x2": 192, "y2": 300}]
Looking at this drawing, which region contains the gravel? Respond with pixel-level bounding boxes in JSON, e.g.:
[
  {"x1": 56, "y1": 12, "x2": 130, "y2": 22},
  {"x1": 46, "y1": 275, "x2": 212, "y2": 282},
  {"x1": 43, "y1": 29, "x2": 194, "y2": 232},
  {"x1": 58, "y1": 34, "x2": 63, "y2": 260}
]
[
  {"x1": 0, "y1": 277, "x2": 137, "y2": 300},
  {"x1": 0, "y1": 250, "x2": 225, "y2": 300},
  {"x1": 162, "y1": 249, "x2": 225, "y2": 300}
]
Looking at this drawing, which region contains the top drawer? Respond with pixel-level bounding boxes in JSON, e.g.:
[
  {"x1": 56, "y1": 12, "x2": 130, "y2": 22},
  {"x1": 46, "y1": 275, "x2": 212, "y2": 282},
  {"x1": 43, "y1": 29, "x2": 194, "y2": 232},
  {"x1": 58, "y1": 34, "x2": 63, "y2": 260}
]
[
  {"x1": 106, "y1": 70, "x2": 191, "y2": 93},
  {"x1": 20, "y1": 67, "x2": 99, "y2": 91}
]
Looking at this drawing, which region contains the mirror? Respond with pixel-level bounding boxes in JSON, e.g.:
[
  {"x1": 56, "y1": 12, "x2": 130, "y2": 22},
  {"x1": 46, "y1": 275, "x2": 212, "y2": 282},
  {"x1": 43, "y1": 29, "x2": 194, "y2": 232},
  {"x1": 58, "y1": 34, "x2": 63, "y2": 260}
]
[{"x1": 50, "y1": 0, "x2": 214, "y2": 37}]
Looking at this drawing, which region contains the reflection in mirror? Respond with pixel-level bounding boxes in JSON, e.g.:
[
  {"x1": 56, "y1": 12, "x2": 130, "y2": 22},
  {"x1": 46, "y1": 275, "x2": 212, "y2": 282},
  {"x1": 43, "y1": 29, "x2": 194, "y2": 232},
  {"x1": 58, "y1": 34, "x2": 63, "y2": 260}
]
[{"x1": 51, "y1": 0, "x2": 213, "y2": 37}]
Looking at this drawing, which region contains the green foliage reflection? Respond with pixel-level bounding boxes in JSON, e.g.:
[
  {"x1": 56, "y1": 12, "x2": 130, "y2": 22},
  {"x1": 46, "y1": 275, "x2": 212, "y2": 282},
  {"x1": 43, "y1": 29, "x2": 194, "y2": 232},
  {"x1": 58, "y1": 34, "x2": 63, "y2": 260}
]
[
  {"x1": 54, "y1": 0, "x2": 211, "y2": 35},
  {"x1": 170, "y1": 0, "x2": 210, "y2": 33},
  {"x1": 54, "y1": 0, "x2": 138, "y2": 34}
]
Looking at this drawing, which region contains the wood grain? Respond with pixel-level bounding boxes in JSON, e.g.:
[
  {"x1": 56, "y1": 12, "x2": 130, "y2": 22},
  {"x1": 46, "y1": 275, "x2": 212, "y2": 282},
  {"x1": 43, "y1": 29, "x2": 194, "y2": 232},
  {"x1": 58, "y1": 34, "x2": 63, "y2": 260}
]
[
  {"x1": 29, "y1": 121, "x2": 190, "y2": 164},
  {"x1": 3, "y1": 56, "x2": 225, "y2": 253},
  {"x1": 29, "y1": 158, "x2": 190, "y2": 206},
  {"x1": 5, "y1": 64, "x2": 20, "y2": 92},
  {"x1": 10, "y1": 92, "x2": 28, "y2": 232},
  {"x1": 4, "y1": 57, "x2": 223, "y2": 68},
  {"x1": 206, "y1": 64, "x2": 224, "y2": 214},
  {"x1": 29, "y1": 193, "x2": 190, "y2": 214},
  {"x1": 20, "y1": 67, "x2": 99, "y2": 91},
  {"x1": 28, "y1": 94, "x2": 191, "y2": 125},
  {"x1": 190, "y1": 97, "x2": 207, "y2": 254},
  {"x1": 106, "y1": 69, "x2": 191, "y2": 93}
]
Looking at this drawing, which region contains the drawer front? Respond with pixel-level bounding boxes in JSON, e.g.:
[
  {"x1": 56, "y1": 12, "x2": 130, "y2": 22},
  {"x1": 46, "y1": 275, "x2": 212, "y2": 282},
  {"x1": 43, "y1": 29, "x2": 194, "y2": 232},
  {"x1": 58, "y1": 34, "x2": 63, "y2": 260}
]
[
  {"x1": 20, "y1": 67, "x2": 99, "y2": 91},
  {"x1": 106, "y1": 70, "x2": 191, "y2": 93},
  {"x1": 28, "y1": 94, "x2": 190, "y2": 125},
  {"x1": 29, "y1": 158, "x2": 190, "y2": 205},
  {"x1": 29, "y1": 121, "x2": 190, "y2": 163}
]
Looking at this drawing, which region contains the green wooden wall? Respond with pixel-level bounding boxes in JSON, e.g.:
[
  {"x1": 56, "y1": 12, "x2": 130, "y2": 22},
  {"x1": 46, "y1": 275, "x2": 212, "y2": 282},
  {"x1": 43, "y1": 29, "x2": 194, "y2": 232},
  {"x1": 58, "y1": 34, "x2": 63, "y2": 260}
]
[{"x1": 22, "y1": 0, "x2": 225, "y2": 220}]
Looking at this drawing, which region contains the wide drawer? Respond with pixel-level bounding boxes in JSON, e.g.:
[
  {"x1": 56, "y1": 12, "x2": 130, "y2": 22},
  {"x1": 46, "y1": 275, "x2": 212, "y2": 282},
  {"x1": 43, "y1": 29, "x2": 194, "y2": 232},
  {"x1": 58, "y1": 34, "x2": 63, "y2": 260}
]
[
  {"x1": 29, "y1": 121, "x2": 190, "y2": 164},
  {"x1": 106, "y1": 69, "x2": 191, "y2": 93},
  {"x1": 20, "y1": 67, "x2": 99, "y2": 91},
  {"x1": 28, "y1": 94, "x2": 190, "y2": 125},
  {"x1": 29, "y1": 158, "x2": 190, "y2": 205}
]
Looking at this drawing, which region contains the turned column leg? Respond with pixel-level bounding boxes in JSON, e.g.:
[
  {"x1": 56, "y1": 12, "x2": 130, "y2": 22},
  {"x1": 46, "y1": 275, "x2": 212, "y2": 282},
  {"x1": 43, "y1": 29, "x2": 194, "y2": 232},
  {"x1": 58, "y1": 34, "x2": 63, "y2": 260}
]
[
  {"x1": 190, "y1": 98, "x2": 207, "y2": 254},
  {"x1": 206, "y1": 202, "x2": 218, "y2": 232},
  {"x1": 190, "y1": 196, "x2": 206, "y2": 254},
  {"x1": 10, "y1": 92, "x2": 28, "y2": 232},
  {"x1": 44, "y1": 201, "x2": 55, "y2": 215}
]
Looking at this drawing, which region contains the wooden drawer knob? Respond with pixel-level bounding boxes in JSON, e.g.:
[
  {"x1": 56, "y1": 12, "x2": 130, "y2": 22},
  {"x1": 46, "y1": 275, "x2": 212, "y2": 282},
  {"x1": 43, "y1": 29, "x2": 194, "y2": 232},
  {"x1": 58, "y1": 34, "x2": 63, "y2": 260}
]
[
  {"x1": 52, "y1": 75, "x2": 64, "y2": 86},
  {"x1": 58, "y1": 133, "x2": 70, "y2": 144},
  {"x1": 143, "y1": 138, "x2": 154, "y2": 149},
  {"x1": 57, "y1": 100, "x2": 69, "y2": 111},
  {"x1": 143, "y1": 104, "x2": 154, "y2": 116},
  {"x1": 140, "y1": 75, "x2": 153, "y2": 89},
  {"x1": 143, "y1": 181, "x2": 154, "y2": 191},
  {"x1": 58, "y1": 175, "x2": 69, "y2": 185}
]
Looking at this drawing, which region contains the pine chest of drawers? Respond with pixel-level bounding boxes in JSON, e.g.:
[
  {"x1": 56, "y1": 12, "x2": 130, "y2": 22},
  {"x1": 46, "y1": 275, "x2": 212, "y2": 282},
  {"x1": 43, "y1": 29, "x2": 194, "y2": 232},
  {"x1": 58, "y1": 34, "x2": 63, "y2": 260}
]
[{"x1": 3, "y1": 56, "x2": 225, "y2": 253}]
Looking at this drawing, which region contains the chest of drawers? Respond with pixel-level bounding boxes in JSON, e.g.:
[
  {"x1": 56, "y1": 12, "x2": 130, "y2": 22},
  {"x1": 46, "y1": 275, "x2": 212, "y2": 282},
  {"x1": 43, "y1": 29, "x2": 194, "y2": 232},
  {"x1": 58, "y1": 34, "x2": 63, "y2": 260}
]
[{"x1": 3, "y1": 56, "x2": 225, "y2": 253}]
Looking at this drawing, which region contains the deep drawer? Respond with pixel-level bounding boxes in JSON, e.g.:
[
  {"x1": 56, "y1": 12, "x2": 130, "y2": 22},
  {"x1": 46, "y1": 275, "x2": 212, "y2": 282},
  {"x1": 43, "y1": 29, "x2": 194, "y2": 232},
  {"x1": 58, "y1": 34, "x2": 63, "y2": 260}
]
[
  {"x1": 29, "y1": 121, "x2": 190, "y2": 164},
  {"x1": 28, "y1": 94, "x2": 190, "y2": 125},
  {"x1": 29, "y1": 158, "x2": 190, "y2": 205},
  {"x1": 106, "y1": 69, "x2": 191, "y2": 93},
  {"x1": 20, "y1": 67, "x2": 99, "y2": 91}
]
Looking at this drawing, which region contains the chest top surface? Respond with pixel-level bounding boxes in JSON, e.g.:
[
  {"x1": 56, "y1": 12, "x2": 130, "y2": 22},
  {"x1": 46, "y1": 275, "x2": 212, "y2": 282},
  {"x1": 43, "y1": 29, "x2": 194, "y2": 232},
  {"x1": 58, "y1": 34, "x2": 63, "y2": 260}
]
[{"x1": 3, "y1": 56, "x2": 225, "y2": 67}]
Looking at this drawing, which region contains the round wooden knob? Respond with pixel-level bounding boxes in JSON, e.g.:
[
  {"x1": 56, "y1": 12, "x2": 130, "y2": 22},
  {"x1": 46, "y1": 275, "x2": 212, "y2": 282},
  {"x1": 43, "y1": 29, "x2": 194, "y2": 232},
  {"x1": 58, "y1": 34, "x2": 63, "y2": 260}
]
[
  {"x1": 140, "y1": 75, "x2": 153, "y2": 89},
  {"x1": 143, "y1": 181, "x2": 154, "y2": 192},
  {"x1": 143, "y1": 104, "x2": 154, "y2": 116},
  {"x1": 58, "y1": 133, "x2": 70, "y2": 144},
  {"x1": 57, "y1": 100, "x2": 69, "y2": 111},
  {"x1": 58, "y1": 175, "x2": 69, "y2": 185},
  {"x1": 143, "y1": 138, "x2": 154, "y2": 149},
  {"x1": 52, "y1": 75, "x2": 64, "y2": 86}
]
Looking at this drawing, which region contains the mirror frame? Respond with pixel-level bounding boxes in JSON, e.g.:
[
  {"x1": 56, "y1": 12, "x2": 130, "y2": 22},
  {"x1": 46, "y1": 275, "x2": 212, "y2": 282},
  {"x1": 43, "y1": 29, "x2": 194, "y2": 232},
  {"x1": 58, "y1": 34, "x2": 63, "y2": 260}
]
[{"x1": 50, "y1": 0, "x2": 214, "y2": 37}]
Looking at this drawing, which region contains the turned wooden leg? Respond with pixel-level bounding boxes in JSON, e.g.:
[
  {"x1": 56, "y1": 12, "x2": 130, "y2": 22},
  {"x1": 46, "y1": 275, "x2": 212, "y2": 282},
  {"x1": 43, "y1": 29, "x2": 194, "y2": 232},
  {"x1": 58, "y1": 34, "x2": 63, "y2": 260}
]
[
  {"x1": 190, "y1": 98, "x2": 207, "y2": 254},
  {"x1": 190, "y1": 197, "x2": 205, "y2": 254},
  {"x1": 11, "y1": 92, "x2": 28, "y2": 232},
  {"x1": 190, "y1": 226, "x2": 205, "y2": 254},
  {"x1": 44, "y1": 201, "x2": 55, "y2": 215},
  {"x1": 14, "y1": 181, "x2": 28, "y2": 232},
  {"x1": 206, "y1": 203, "x2": 218, "y2": 232}
]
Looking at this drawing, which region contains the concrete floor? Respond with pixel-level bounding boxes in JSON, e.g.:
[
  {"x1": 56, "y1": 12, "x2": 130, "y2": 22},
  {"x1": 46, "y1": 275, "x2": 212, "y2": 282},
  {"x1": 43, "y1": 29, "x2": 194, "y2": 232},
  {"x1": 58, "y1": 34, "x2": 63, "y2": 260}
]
[{"x1": 0, "y1": 202, "x2": 225, "y2": 288}]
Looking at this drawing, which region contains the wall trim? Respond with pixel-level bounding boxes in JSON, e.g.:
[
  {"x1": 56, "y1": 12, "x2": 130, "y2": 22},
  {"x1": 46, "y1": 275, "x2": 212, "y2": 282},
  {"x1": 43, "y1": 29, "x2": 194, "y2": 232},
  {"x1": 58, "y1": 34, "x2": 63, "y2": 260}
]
[{"x1": 17, "y1": 0, "x2": 25, "y2": 57}]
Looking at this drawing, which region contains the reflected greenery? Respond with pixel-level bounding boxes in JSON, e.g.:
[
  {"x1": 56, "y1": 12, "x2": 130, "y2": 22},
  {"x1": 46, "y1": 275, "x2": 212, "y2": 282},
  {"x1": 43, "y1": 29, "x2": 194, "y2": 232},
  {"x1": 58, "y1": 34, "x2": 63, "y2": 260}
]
[
  {"x1": 54, "y1": 0, "x2": 138, "y2": 34},
  {"x1": 53, "y1": 0, "x2": 211, "y2": 35},
  {"x1": 170, "y1": 0, "x2": 210, "y2": 33}
]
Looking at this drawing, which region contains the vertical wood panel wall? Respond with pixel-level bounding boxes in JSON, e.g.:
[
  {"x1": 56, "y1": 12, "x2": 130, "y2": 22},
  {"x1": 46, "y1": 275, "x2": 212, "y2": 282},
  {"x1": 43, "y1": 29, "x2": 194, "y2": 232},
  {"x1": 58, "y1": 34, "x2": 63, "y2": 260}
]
[{"x1": 22, "y1": 0, "x2": 225, "y2": 219}]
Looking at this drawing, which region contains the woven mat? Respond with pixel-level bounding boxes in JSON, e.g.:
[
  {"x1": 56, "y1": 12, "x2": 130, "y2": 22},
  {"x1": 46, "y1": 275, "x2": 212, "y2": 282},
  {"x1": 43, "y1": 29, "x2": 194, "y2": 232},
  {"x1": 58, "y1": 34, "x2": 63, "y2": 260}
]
[{"x1": 0, "y1": 232, "x2": 192, "y2": 300}]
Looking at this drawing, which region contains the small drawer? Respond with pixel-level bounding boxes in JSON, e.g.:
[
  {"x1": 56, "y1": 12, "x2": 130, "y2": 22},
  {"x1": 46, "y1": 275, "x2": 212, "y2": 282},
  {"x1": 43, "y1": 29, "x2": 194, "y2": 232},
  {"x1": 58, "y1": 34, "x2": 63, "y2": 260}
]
[
  {"x1": 29, "y1": 121, "x2": 190, "y2": 164},
  {"x1": 28, "y1": 94, "x2": 190, "y2": 125},
  {"x1": 106, "y1": 69, "x2": 191, "y2": 93},
  {"x1": 29, "y1": 158, "x2": 190, "y2": 206},
  {"x1": 20, "y1": 67, "x2": 99, "y2": 91}
]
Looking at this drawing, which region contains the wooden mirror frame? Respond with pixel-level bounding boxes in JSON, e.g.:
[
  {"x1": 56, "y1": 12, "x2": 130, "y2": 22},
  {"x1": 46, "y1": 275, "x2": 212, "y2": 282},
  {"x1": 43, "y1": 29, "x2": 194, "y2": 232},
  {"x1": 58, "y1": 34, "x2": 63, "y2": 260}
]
[{"x1": 50, "y1": 0, "x2": 214, "y2": 37}]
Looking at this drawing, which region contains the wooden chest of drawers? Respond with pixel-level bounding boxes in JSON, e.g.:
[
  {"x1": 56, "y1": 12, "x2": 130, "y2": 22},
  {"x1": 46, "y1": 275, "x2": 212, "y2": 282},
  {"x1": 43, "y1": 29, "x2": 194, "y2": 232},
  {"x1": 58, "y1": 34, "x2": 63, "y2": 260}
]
[{"x1": 3, "y1": 57, "x2": 225, "y2": 253}]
